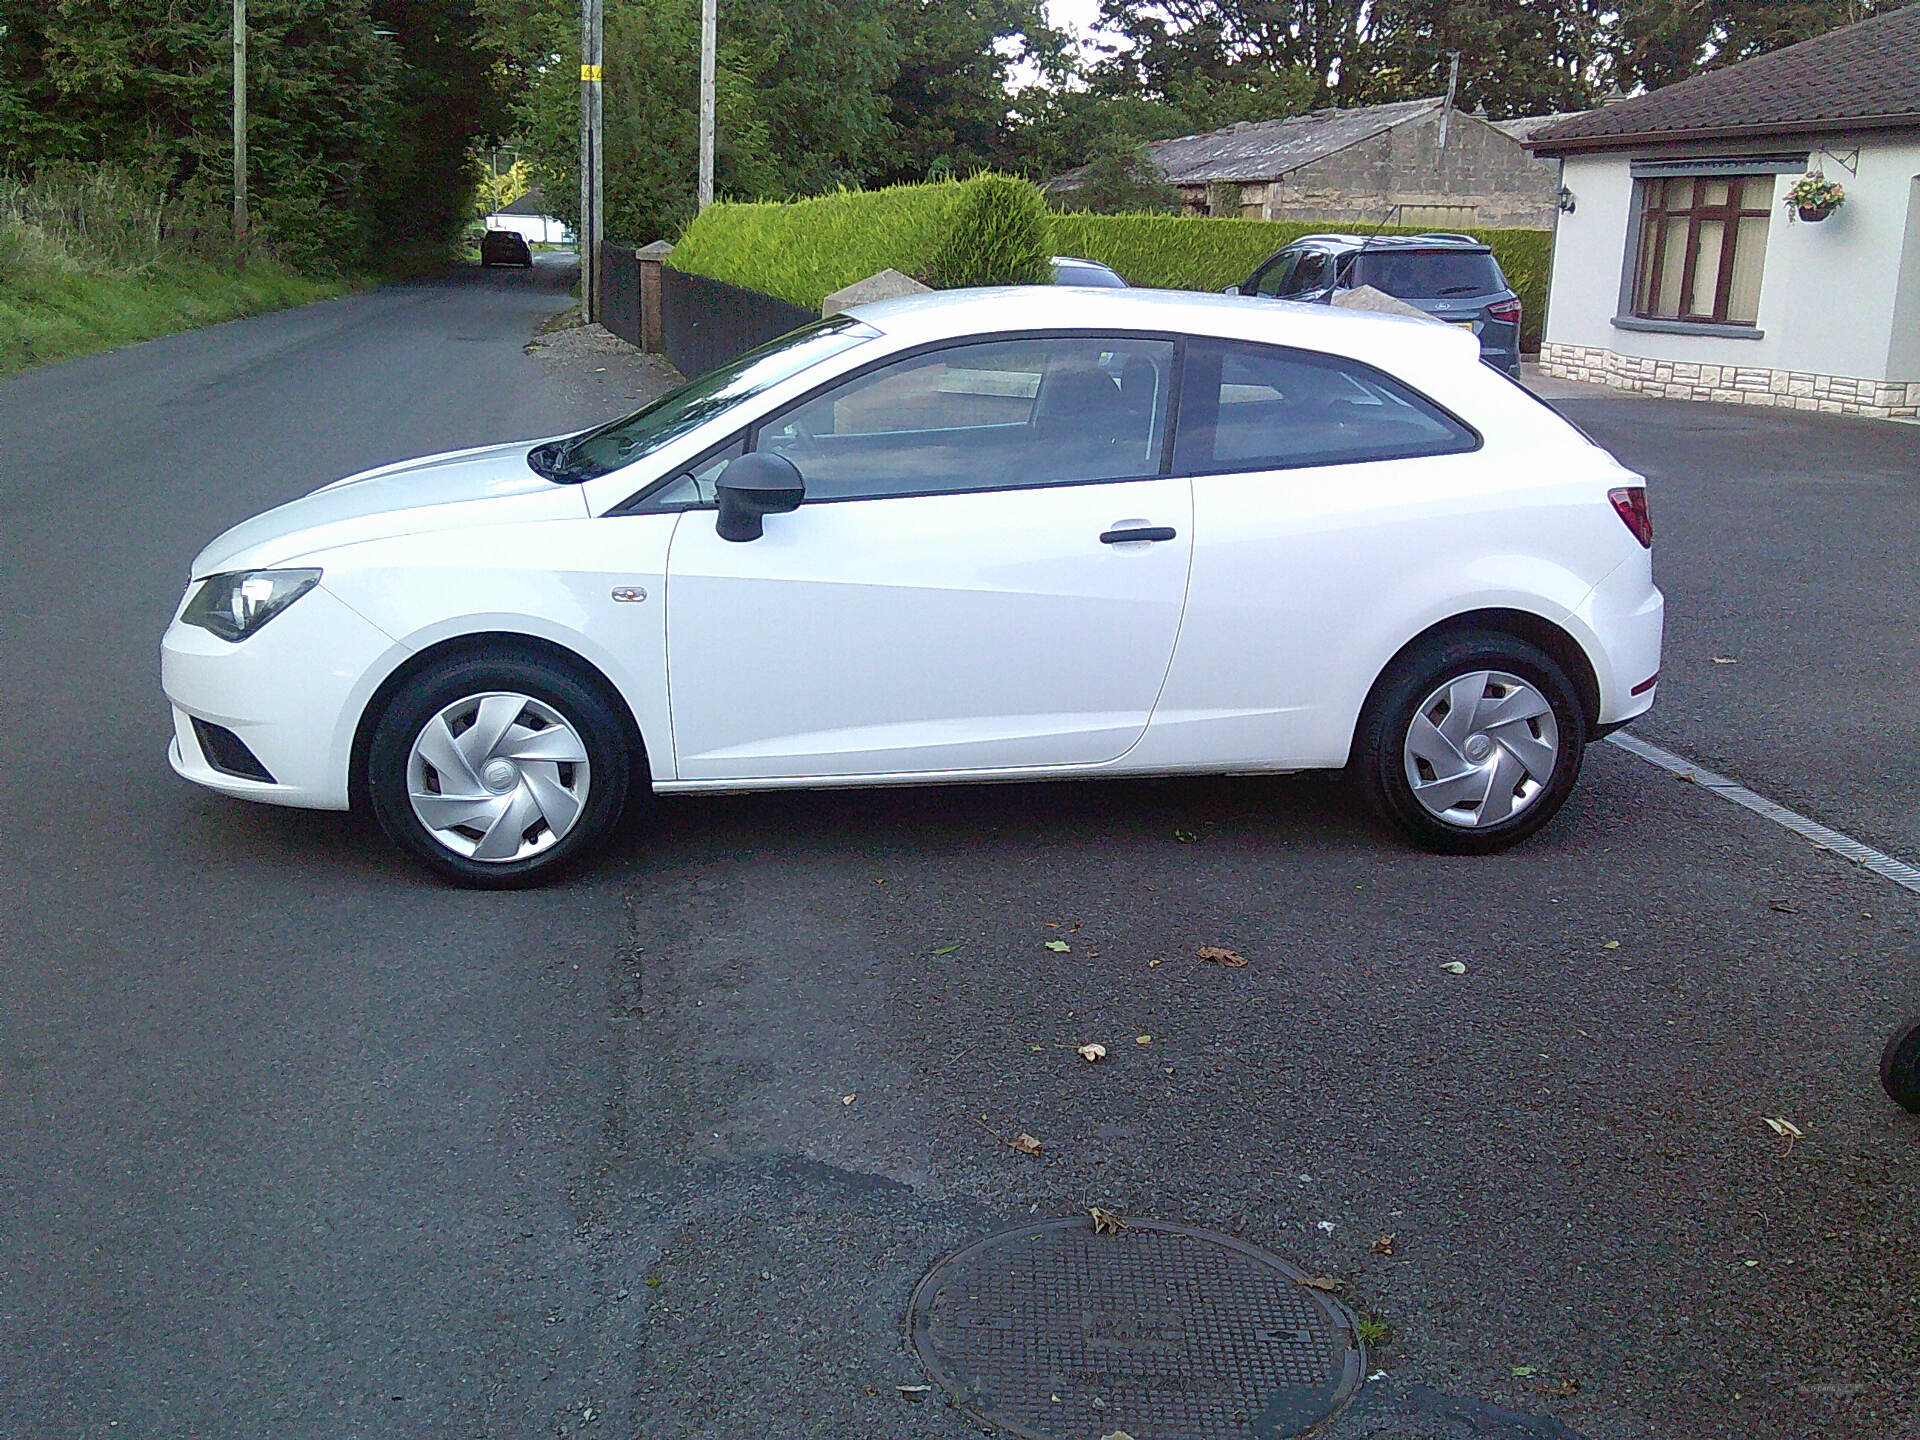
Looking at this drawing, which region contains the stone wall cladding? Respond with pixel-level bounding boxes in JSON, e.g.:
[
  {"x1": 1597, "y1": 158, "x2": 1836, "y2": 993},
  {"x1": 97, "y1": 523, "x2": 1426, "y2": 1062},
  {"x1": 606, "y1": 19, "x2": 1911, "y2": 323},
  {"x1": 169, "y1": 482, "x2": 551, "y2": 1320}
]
[{"x1": 1540, "y1": 343, "x2": 1919, "y2": 421}]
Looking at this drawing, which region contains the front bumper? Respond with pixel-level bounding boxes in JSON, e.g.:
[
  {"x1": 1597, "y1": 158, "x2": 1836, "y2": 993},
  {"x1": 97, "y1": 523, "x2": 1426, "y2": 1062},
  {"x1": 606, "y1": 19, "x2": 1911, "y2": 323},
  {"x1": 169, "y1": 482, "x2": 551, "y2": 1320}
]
[{"x1": 162, "y1": 582, "x2": 402, "y2": 810}]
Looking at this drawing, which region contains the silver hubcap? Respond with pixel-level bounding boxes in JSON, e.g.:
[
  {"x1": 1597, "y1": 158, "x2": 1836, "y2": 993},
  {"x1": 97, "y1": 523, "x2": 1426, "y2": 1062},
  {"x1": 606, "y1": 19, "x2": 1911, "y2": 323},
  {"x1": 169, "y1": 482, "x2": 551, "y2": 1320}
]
[
  {"x1": 406, "y1": 691, "x2": 591, "y2": 862},
  {"x1": 1402, "y1": 670, "x2": 1559, "y2": 828}
]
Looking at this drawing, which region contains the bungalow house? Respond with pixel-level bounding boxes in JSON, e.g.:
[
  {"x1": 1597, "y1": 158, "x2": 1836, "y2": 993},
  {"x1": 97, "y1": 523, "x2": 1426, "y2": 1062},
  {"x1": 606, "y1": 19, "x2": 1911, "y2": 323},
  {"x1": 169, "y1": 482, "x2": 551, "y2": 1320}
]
[
  {"x1": 484, "y1": 188, "x2": 572, "y2": 246},
  {"x1": 1528, "y1": 3, "x2": 1920, "y2": 420},
  {"x1": 1053, "y1": 97, "x2": 1572, "y2": 230}
]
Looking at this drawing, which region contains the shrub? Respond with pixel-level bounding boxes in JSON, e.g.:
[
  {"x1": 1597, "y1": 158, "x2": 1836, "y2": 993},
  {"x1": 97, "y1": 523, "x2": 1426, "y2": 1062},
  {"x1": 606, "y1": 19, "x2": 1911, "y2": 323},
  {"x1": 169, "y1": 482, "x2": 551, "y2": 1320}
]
[
  {"x1": 667, "y1": 183, "x2": 960, "y2": 309},
  {"x1": 1048, "y1": 138, "x2": 1179, "y2": 216},
  {"x1": 922, "y1": 173, "x2": 1052, "y2": 290}
]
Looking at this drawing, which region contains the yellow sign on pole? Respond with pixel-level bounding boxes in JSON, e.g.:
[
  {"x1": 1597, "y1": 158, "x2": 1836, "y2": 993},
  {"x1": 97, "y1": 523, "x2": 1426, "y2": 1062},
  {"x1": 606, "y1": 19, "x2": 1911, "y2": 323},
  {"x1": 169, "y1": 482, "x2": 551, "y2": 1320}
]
[{"x1": 580, "y1": 63, "x2": 603, "y2": 82}]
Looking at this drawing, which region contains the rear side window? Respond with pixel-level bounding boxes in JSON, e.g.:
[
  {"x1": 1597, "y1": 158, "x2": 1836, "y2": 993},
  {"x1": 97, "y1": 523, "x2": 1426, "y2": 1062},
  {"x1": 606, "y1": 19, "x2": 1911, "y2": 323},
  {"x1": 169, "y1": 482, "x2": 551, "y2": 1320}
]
[
  {"x1": 1172, "y1": 338, "x2": 1479, "y2": 475},
  {"x1": 1350, "y1": 250, "x2": 1505, "y2": 299}
]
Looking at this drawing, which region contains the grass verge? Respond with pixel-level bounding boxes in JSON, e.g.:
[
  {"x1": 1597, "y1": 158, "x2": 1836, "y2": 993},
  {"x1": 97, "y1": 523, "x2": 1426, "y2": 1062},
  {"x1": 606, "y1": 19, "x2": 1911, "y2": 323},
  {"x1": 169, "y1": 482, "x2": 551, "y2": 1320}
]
[{"x1": 0, "y1": 262, "x2": 345, "y2": 376}]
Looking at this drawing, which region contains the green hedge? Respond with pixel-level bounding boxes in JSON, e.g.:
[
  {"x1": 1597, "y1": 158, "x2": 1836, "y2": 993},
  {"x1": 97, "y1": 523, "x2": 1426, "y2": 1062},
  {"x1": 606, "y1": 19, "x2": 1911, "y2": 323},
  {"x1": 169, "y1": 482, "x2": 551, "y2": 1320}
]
[{"x1": 667, "y1": 179, "x2": 1553, "y2": 352}]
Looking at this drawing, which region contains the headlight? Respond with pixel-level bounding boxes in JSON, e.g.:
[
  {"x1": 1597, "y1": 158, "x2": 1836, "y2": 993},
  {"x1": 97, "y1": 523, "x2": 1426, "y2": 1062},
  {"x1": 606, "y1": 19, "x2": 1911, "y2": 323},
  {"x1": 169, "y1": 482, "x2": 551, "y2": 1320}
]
[{"x1": 180, "y1": 568, "x2": 322, "y2": 642}]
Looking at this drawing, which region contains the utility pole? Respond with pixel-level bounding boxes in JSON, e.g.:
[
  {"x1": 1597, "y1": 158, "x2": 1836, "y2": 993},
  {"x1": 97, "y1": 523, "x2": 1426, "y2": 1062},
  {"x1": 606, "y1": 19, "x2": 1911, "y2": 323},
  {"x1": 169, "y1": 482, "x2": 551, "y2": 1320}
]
[
  {"x1": 698, "y1": 0, "x2": 716, "y2": 210},
  {"x1": 579, "y1": 0, "x2": 604, "y2": 322},
  {"x1": 232, "y1": 0, "x2": 247, "y2": 240}
]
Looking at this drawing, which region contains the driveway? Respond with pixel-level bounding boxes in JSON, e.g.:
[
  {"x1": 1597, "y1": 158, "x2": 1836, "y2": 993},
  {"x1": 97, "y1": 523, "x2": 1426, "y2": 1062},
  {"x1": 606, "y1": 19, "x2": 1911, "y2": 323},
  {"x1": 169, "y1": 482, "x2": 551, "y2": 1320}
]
[{"x1": 1, "y1": 277, "x2": 1914, "y2": 1440}]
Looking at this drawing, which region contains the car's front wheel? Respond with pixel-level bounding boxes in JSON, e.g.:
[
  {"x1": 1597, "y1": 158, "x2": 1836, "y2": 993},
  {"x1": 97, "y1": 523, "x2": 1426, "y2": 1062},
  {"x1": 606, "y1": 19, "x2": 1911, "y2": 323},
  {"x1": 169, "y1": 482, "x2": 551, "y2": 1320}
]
[
  {"x1": 367, "y1": 655, "x2": 631, "y2": 887},
  {"x1": 1354, "y1": 631, "x2": 1586, "y2": 854}
]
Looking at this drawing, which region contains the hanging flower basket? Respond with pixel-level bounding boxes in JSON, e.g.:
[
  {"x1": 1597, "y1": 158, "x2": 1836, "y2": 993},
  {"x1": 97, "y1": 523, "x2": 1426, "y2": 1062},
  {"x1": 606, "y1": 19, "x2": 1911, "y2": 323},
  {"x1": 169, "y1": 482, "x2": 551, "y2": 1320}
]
[{"x1": 1785, "y1": 173, "x2": 1846, "y2": 223}]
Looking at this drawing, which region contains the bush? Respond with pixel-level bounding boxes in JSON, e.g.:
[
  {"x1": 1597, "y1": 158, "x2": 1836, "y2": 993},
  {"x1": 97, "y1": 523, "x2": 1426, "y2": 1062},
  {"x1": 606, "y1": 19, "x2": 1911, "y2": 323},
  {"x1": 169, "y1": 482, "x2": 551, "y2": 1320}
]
[
  {"x1": 666, "y1": 183, "x2": 961, "y2": 309},
  {"x1": 922, "y1": 173, "x2": 1051, "y2": 289},
  {"x1": 669, "y1": 182, "x2": 1553, "y2": 351}
]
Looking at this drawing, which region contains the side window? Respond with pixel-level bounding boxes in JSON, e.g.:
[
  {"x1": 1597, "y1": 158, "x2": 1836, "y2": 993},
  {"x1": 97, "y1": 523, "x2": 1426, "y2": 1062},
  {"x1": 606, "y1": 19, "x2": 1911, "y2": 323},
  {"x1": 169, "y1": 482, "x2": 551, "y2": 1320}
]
[
  {"x1": 1283, "y1": 252, "x2": 1332, "y2": 296},
  {"x1": 1171, "y1": 338, "x2": 1479, "y2": 474},
  {"x1": 1251, "y1": 254, "x2": 1297, "y2": 298},
  {"x1": 753, "y1": 336, "x2": 1175, "y2": 501},
  {"x1": 624, "y1": 437, "x2": 743, "y2": 510}
]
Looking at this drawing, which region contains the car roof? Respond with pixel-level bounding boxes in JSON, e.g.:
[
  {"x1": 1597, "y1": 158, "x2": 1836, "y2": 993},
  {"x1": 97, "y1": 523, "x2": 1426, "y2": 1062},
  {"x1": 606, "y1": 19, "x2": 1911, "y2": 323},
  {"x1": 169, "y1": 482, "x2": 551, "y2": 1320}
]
[
  {"x1": 843, "y1": 285, "x2": 1480, "y2": 370},
  {"x1": 1284, "y1": 232, "x2": 1493, "y2": 253}
]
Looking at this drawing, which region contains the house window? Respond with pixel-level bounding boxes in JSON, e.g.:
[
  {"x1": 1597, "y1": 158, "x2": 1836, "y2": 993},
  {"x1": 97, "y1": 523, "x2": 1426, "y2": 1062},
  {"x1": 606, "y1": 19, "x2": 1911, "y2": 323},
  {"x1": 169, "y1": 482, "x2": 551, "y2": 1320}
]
[{"x1": 1632, "y1": 175, "x2": 1773, "y2": 326}]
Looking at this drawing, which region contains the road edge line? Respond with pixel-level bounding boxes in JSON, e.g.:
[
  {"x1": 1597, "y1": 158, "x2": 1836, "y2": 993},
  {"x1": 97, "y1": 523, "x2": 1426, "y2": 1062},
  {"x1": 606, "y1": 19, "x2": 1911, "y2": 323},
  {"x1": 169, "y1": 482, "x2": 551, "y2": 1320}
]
[{"x1": 1606, "y1": 732, "x2": 1920, "y2": 897}]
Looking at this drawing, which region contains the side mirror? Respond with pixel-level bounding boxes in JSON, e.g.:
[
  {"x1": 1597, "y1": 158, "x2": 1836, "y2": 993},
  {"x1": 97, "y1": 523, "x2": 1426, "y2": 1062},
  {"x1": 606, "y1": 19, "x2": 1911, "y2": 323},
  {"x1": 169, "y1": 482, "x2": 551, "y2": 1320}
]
[
  {"x1": 714, "y1": 452, "x2": 805, "y2": 543},
  {"x1": 1221, "y1": 284, "x2": 1242, "y2": 296}
]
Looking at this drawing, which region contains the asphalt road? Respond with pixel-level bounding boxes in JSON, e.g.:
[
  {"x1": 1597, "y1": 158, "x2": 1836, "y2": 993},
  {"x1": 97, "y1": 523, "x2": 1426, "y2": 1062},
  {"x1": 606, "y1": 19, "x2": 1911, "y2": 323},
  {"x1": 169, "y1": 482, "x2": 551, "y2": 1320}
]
[{"x1": 1, "y1": 267, "x2": 1915, "y2": 1440}]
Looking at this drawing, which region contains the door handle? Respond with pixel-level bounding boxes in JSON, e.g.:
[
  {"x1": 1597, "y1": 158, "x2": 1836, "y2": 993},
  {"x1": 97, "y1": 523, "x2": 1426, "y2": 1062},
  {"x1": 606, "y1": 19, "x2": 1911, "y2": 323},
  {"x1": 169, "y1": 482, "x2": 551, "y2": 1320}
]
[{"x1": 1100, "y1": 525, "x2": 1177, "y2": 545}]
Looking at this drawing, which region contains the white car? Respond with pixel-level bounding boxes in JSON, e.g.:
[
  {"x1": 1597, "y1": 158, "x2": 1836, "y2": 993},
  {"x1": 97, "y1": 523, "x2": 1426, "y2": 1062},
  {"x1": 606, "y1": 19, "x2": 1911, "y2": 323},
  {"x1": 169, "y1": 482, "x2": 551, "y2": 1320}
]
[{"x1": 162, "y1": 288, "x2": 1662, "y2": 887}]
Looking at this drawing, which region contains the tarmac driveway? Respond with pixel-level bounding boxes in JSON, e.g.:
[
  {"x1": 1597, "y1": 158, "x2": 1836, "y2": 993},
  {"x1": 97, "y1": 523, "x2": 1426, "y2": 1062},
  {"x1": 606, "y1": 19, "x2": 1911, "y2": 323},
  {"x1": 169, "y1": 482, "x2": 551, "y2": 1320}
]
[{"x1": 0, "y1": 283, "x2": 1914, "y2": 1440}]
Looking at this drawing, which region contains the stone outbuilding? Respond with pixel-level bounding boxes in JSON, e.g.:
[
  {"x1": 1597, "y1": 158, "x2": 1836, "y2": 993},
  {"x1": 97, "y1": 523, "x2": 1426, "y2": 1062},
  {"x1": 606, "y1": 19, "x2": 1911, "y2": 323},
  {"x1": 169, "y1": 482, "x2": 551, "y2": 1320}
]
[
  {"x1": 1528, "y1": 4, "x2": 1920, "y2": 420},
  {"x1": 1053, "y1": 97, "x2": 1571, "y2": 230}
]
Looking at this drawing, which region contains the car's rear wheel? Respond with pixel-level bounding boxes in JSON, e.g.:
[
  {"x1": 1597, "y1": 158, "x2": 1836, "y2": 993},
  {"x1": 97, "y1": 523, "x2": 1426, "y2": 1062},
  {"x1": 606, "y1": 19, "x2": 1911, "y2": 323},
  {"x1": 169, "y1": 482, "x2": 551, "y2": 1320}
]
[
  {"x1": 1354, "y1": 630, "x2": 1585, "y2": 854},
  {"x1": 367, "y1": 655, "x2": 631, "y2": 888},
  {"x1": 1883, "y1": 1017, "x2": 1920, "y2": 1113}
]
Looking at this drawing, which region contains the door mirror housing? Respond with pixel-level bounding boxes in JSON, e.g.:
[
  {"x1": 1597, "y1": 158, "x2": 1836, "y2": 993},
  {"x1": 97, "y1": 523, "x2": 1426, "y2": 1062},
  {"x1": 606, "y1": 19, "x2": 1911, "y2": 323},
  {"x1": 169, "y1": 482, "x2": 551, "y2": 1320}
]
[{"x1": 714, "y1": 452, "x2": 805, "y2": 542}]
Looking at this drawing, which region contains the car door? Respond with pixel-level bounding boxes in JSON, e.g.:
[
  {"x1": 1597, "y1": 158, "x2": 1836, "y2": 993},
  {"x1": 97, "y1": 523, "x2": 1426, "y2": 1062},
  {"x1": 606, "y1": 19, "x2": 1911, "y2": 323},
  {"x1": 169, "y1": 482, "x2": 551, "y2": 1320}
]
[
  {"x1": 1141, "y1": 336, "x2": 1484, "y2": 769},
  {"x1": 663, "y1": 333, "x2": 1192, "y2": 782}
]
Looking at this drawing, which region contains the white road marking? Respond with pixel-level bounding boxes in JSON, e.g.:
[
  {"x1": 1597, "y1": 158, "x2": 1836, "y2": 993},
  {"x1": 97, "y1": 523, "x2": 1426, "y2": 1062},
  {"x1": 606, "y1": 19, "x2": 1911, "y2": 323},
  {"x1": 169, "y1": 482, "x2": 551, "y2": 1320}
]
[{"x1": 1607, "y1": 732, "x2": 1920, "y2": 897}]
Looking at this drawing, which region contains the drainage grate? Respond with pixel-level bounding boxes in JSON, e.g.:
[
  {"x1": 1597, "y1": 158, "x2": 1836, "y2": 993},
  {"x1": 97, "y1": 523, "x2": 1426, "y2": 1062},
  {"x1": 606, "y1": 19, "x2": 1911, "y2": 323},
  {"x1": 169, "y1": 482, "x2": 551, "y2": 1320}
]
[{"x1": 907, "y1": 1217, "x2": 1363, "y2": 1440}]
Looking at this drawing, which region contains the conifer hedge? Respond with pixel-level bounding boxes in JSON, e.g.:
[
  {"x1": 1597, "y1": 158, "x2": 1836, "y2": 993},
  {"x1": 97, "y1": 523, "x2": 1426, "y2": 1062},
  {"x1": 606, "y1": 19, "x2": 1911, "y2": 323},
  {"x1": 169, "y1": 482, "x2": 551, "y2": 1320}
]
[{"x1": 667, "y1": 176, "x2": 1553, "y2": 351}]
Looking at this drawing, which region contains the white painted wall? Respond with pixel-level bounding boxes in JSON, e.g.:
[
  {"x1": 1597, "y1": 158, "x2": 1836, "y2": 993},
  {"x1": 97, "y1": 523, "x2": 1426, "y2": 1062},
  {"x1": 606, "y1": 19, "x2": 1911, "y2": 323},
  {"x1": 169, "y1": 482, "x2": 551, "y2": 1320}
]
[
  {"x1": 1545, "y1": 137, "x2": 1920, "y2": 382},
  {"x1": 485, "y1": 214, "x2": 572, "y2": 245}
]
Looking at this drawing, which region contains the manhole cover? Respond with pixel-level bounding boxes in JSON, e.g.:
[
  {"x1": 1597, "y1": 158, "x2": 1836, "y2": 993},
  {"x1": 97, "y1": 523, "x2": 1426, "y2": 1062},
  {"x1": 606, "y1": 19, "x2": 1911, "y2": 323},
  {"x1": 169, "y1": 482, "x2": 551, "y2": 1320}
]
[{"x1": 908, "y1": 1217, "x2": 1363, "y2": 1440}]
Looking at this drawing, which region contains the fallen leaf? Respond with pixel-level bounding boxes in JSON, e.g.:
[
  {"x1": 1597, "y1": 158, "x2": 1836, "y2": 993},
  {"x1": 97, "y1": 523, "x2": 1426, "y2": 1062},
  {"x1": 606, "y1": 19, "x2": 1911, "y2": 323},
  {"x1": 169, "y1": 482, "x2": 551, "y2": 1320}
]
[
  {"x1": 643, "y1": 1274, "x2": 663, "y2": 1288},
  {"x1": 930, "y1": 943, "x2": 962, "y2": 955},
  {"x1": 1532, "y1": 1377, "x2": 1582, "y2": 1398},
  {"x1": 897, "y1": 1384, "x2": 931, "y2": 1401},
  {"x1": 1742, "y1": 1258, "x2": 1760, "y2": 1267},
  {"x1": 1769, "y1": 901, "x2": 1801, "y2": 915},
  {"x1": 1712, "y1": 656, "x2": 1739, "y2": 665},
  {"x1": 1198, "y1": 945, "x2": 1248, "y2": 967},
  {"x1": 1299, "y1": 1274, "x2": 1344, "y2": 1293},
  {"x1": 1135, "y1": 1034, "x2": 1152, "y2": 1045},
  {"x1": 1077, "y1": 1043, "x2": 1108, "y2": 1063},
  {"x1": 1045, "y1": 940, "x2": 1071, "y2": 953},
  {"x1": 840, "y1": 1093, "x2": 856, "y2": 1106},
  {"x1": 1762, "y1": 1117, "x2": 1803, "y2": 1138},
  {"x1": 1147, "y1": 958, "x2": 1163, "y2": 968},
  {"x1": 1010, "y1": 1132, "x2": 1043, "y2": 1156},
  {"x1": 1512, "y1": 1366, "x2": 1539, "y2": 1377},
  {"x1": 1089, "y1": 1206, "x2": 1128, "y2": 1234},
  {"x1": 1602, "y1": 940, "x2": 1620, "y2": 950},
  {"x1": 1372, "y1": 1233, "x2": 1396, "y2": 1256},
  {"x1": 1173, "y1": 828, "x2": 1198, "y2": 843},
  {"x1": 1438, "y1": 961, "x2": 1468, "y2": 975}
]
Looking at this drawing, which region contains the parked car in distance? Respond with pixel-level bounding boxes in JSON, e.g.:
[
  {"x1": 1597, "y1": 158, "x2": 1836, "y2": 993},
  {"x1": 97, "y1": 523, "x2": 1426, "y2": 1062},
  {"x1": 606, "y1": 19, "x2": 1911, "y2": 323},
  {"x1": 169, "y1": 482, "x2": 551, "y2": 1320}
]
[
  {"x1": 162, "y1": 288, "x2": 1661, "y2": 887},
  {"x1": 480, "y1": 229, "x2": 534, "y2": 268},
  {"x1": 1229, "y1": 233, "x2": 1523, "y2": 375},
  {"x1": 1052, "y1": 255, "x2": 1128, "y2": 288}
]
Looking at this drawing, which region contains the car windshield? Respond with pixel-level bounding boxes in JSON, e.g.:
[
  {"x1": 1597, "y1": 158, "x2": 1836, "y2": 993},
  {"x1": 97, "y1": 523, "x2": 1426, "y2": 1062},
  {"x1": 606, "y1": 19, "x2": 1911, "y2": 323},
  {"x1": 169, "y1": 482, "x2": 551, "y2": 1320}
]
[
  {"x1": 1350, "y1": 250, "x2": 1505, "y2": 299},
  {"x1": 530, "y1": 316, "x2": 879, "y2": 482}
]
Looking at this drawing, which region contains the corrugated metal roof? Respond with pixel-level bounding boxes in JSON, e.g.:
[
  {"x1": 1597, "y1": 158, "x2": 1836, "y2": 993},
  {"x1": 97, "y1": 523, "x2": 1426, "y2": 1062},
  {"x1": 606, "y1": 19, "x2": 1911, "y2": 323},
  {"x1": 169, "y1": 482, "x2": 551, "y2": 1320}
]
[
  {"x1": 1141, "y1": 97, "x2": 1445, "y2": 184},
  {"x1": 1531, "y1": 2, "x2": 1920, "y2": 152}
]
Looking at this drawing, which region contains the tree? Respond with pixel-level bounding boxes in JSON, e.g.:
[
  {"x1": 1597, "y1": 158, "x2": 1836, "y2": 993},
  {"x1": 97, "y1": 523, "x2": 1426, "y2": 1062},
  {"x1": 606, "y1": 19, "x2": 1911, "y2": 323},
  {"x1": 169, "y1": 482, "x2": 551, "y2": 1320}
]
[
  {"x1": 0, "y1": 0, "x2": 502, "y2": 269},
  {"x1": 1050, "y1": 135, "x2": 1180, "y2": 214}
]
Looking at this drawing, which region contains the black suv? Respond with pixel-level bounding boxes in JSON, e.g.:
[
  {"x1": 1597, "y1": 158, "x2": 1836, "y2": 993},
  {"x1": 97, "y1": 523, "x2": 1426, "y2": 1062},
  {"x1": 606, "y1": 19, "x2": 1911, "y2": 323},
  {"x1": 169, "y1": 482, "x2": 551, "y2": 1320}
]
[{"x1": 1231, "y1": 233, "x2": 1523, "y2": 375}]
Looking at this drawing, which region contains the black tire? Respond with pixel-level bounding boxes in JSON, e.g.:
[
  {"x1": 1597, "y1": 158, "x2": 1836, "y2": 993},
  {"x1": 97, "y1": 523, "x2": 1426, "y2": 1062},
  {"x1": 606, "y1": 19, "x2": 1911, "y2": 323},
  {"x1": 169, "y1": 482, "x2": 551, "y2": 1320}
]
[
  {"x1": 367, "y1": 653, "x2": 632, "y2": 888},
  {"x1": 1353, "y1": 629, "x2": 1587, "y2": 855},
  {"x1": 1882, "y1": 1018, "x2": 1920, "y2": 1114}
]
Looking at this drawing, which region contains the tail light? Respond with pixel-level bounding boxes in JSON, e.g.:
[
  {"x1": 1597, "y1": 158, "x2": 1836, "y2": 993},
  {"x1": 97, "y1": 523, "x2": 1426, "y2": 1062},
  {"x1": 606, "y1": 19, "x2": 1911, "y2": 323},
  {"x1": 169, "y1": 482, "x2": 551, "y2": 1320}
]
[
  {"x1": 1610, "y1": 486, "x2": 1653, "y2": 547},
  {"x1": 1487, "y1": 297, "x2": 1523, "y2": 325}
]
